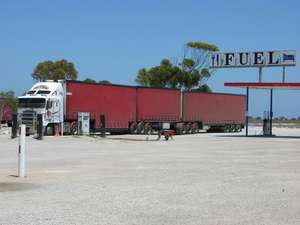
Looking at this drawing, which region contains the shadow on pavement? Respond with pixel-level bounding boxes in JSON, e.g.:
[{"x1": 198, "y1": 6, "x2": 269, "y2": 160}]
[
  {"x1": 0, "y1": 182, "x2": 39, "y2": 192},
  {"x1": 216, "y1": 135, "x2": 300, "y2": 139}
]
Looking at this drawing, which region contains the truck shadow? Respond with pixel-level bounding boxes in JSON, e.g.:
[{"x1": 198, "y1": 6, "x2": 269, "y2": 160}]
[
  {"x1": 105, "y1": 137, "x2": 163, "y2": 142},
  {"x1": 216, "y1": 135, "x2": 300, "y2": 139},
  {"x1": 0, "y1": 182, "x2": 39, "y2": 192}
]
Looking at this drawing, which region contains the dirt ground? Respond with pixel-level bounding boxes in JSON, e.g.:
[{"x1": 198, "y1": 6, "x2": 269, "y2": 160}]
[{"x1": 0, "y1": 127, "x2": 300, "y2": 225}]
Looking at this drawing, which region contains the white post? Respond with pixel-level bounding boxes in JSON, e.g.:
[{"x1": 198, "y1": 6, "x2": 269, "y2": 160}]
[{"x1": 18, "y1": 125, "x2": 26, "y2": 177}]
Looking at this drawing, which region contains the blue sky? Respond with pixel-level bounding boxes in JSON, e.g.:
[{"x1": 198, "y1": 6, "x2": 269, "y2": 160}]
[{"x1": 0, "y1": 0, "x2": 299, "y2": 117}]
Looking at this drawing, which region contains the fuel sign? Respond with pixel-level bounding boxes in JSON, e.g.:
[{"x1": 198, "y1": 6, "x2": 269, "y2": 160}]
[{"x1": 210, "y1": 50, "x2": 296, "y2": 68}]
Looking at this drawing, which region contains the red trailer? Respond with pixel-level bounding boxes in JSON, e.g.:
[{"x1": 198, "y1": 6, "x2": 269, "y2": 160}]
[
  {"x1": 66, "y1": 81, "x2": 136, "y2": 132},
  {"x1": 137, "y1": 87, "x2": 180, "y2": 122},
  {"x1": 132, "y1": 87, "x2": 180, "y2": 133},
  {"x1": 182, "y1": 91, "x2": 246, "y2": 132},
  {"x1": 65, "y1": 81, "x2": 245, "y2": 134}
]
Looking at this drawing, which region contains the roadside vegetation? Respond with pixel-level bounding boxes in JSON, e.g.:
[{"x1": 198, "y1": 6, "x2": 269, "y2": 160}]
[
  {"x1": 135, "y1": 42, "x2": 218, "y2": 92},
  {"x1": 0, "y1": 91, "x2": 17, "y2": 129},
  {"x1": 249, "y1": 116, "x2": 300, "y2": 128}
]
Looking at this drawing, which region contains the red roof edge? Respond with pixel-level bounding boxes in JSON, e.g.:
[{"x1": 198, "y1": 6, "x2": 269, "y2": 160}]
[{"x1": 224, "y1": 82, "x2": 300, "y2": 89}]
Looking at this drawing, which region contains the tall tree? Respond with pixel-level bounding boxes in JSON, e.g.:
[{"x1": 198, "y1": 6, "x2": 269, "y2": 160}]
[
  {"x1": 136, "y1": 41, "x2": 218, "y2": 91},
  {"x1": 180, "y1": 42, "x2": 219, "y2": 87},
  {"x1": 99, "y1": 80, "x2": 111, "y2": 84},
  {"x1": 197, "y1": 84, "x2": 212, "y2": 93},
  {"x1": 32, "y1": 59, "x2": 78, "y2": 81},
  {"x1": 136, "y1": 59, "x2": 181, "y2": 88},
  {"x1": 0, "y1": 91, "x2": 17, "y2": 129},
  {"x1": 82, "y1": 78, "x2": 96, "y2": 83}
]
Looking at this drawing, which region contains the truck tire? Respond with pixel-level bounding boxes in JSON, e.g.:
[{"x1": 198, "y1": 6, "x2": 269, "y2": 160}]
[
  {"x1": 183, "y1": 123, "x2": 190, "y2": 134},
  {"x1": 176, "y1": 123, "x2": 183, "y2": 135},
  {"x1": 233, "y1": 125, "x2": 238, "y2": 132},
  {"x1": 130, "y1": 122, "x2": 138, "y2": 134},
  {"x1": 144, "y1": 123, "x2": 152, "y2": 135},
  {"x1": 137, "y1": 122, "x2": 144, "y2": 134},
  {"x1": 187, "y1": 123, "x2": 193, "y2": 134},
  {"x1": 45, "y1": 124, "x2": 54, "y2": 136},
  {"x1": 235, "y1": 125, "x2": 242, "y2": 132},
  {"x1": 70, "y1": 122, "x2": 78, "y2": 135},
  {"x1": 175, "y1": 127, "x2": 182, "y2": 135},
  {"x1": 191, "y1": 122, "x2": 198, "y2": 134},
  {"x1": 224, "y1": 125, "x2": 230, "y2": 133},
  {"x1": 229, "y1": 125, "x2": 235, "y2": 133}
]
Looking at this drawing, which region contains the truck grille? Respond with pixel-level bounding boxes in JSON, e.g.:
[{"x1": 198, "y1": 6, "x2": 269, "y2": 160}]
[{"x1": 20, "y1": 110, "x2": 37, "y2": 128}]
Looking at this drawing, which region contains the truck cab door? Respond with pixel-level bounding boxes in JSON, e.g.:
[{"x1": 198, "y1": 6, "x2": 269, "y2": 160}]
[
  {"x1": 46, "y1": 99, "x2": 60, "y2": 122},
  {"x1": 52, "y1": 100, "x2": 60, "y2": 122}
]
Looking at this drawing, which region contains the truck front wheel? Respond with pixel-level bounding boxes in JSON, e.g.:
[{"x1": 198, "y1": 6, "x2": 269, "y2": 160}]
[{"x1": 45, "y1": 124, "x2": 54, "y2": 136}]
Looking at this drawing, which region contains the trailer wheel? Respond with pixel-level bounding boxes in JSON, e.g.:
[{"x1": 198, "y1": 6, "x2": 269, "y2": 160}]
[
  {"x1": 137, "y1": 122, "x2": 144, "y2": 134},
  {"x1": 233, "y1": 125, "x2": 238, "y2": 132},
  {"x1": 229, "y1": 125, "x2": 235, "y2": 133},
  {"x1": 130, "y1": 122, "x2": 138, "y2": 134},
  {"x1": 175, "y1": 127, "x2": 182, "y2": 135},
  {"x1": 191, "y1": 123, "x2": 198, "y2": 134},
  {"x1": 70, "y1": 122, "x2": 78, "y2": 135},
  {"x1": 196, "y1": 123, "x2": 201, "y2": 133},
  {"x1": 239, "y1": 125, "x2": 243, "y2": 132},
  {"x1": 175, "y1": 123, "x2": 184, "y2": 135},
  {"x1": 186, "y1": 123, "x2": 191, "y2": 134},
  {"x1": 180, "y1": 124, "x2": 185, "y2": 134},
  {"x1": 181, "y1": 126, "x2": 185, "y2": 134},
  {"x1": 144, "y1": 123, "x2": 152, "y2": 135},
  {"x1": 223, "y1": 125, "x2": 230, "y2": 133},
  {"x1": 225, "y1": 125, "x2": 232, "y2": 133},
  {"x1": 235, "y1": 125, "x2": 242, "y2": 132}
]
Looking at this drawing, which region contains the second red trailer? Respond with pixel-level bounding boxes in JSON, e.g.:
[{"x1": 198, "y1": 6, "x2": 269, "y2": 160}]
[
  {"x1": 136, "y1": 87, "x2": 180, "y2": 122},
  {"x1": 182, "y1": 91, "x2": 246, "y2": 131}
]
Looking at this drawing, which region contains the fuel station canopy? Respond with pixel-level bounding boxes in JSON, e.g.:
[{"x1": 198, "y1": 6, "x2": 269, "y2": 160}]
[
  {"x1": 224, "y1": 82, "x2": 300, "y2": 137},
  {"x1": 225, "y1": 82, "x2": 300, "y2": 90}
]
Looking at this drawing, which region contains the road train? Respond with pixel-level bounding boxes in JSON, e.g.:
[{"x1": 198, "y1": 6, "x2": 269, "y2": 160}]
[{"x1": 17, "y1": 80, "x2": 245, "y2": 135}]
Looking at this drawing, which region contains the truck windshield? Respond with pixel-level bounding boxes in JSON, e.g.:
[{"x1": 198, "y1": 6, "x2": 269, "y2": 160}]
[
  {"x1": 18, "y1": 98, "x2": 46, "y2": 108},
  {"x1": 37, "y1": 90, "x2": 51, "y2": 94}
]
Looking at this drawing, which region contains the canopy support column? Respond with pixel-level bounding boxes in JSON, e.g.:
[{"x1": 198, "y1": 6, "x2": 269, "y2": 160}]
[
  {"x1": 259, "y1": 67, "x2": 263, "y2": 82},
  {"x1": 282, "y1": 67, "x2": 286, "y2": 83},
  {"x1": 270, "y1": 89, "x2": 273, "y2": 136},
  {"x1": 246, "y1": 87, "x2": 249, "y2": 136}
]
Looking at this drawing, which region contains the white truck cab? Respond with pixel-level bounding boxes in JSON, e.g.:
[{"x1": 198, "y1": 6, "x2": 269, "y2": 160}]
[{"x1": 18, "y1": 81, "x2": 65, "y2": 135}]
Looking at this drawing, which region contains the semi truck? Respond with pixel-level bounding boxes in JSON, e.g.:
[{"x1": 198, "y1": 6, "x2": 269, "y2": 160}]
[{"x1": 17, "y1": 80, "x2": 246, "y2": 135}]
